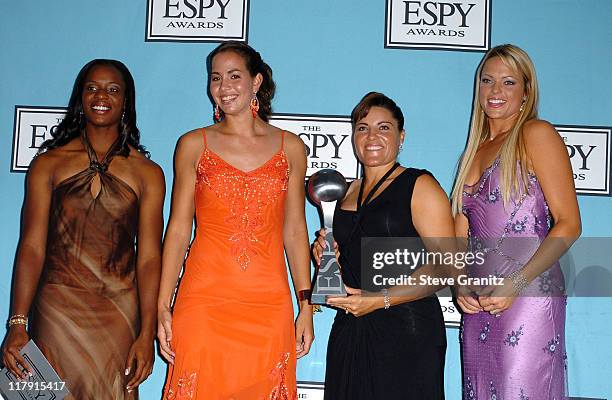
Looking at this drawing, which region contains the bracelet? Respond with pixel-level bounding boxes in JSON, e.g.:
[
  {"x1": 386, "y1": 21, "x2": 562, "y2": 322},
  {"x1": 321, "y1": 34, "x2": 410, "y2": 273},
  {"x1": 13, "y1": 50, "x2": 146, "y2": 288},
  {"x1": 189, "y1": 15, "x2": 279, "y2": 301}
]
[
  {"x1": 507, "y1": 270, "x2": 529, "y2": 294},
  {"x1": 382, "y1": 289, "x2": 390, "y2": 310},
  {"x1": 7, "y1": 314, "x2": 28, "y2": 328},
  {"x1": 297, "y1": 289, "x2": 311, "y2": 302},
  {"x1": 8, "y1": 318, "x2": 28, "y2": 327}
]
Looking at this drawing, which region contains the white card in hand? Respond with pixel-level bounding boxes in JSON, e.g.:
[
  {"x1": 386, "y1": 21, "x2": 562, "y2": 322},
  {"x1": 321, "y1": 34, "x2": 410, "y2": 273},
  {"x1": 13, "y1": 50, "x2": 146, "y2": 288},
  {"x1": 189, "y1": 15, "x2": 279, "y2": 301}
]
[{"x1": 0, "y1": 340, "x2": 70, "y2": 400}]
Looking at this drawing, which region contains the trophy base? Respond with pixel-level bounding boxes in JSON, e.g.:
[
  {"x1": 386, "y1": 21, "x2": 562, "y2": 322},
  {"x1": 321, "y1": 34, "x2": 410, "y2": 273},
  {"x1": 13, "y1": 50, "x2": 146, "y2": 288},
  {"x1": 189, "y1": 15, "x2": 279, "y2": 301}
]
[{"x1": 310, "y1": 291, "x2": 347, "y2": 305}]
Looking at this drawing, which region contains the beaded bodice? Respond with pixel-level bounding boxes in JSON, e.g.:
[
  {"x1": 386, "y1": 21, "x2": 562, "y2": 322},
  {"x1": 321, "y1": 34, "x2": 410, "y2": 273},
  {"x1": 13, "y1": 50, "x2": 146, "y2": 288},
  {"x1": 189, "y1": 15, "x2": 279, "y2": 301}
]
[
  {"x1": 462, "y1": 157, "x2": 551, "y2": 240},
  {"x1": 462, "y1": 158, "x2": 564, "y2": 295},
  {"x1": 194, "y1": 130, "x2": 289, "y2": 271}
]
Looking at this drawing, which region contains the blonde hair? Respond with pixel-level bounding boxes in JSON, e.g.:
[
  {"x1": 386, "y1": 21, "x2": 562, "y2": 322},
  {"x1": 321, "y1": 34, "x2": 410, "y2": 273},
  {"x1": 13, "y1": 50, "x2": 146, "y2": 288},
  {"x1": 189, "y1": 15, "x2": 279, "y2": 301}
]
[{"x1": 451, "y1": 44, "x2": 539, "y2": 215}]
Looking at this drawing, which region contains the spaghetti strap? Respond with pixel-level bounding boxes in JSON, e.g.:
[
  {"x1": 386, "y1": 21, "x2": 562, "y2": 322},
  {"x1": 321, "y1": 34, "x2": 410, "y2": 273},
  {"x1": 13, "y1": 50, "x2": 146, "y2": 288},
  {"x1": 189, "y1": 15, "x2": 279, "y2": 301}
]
[
  {"x1": 201, "y1": 128, "x2": 207, "y2": 149},
  {"x1": 280, "y1": 130, "x2": 285, "y2": 152}
]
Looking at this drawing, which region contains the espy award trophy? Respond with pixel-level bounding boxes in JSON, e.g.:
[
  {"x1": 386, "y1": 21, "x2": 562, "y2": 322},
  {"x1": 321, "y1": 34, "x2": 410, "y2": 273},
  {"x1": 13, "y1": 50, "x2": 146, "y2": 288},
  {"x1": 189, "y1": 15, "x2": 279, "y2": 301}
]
[{"x1": 307, "y1": 169, "x2": 348, "y2": 304}]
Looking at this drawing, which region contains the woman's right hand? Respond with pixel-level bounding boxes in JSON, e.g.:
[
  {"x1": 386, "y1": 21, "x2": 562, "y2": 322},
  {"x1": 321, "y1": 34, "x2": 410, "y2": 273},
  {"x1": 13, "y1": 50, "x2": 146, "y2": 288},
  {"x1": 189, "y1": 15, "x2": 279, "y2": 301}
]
[
  {"x1": 311, "y1": 228, "x2": 339, "y2": 265},
  {"x1": 157, "y1": 307, "x2": 175, "y2": 364},
  {"x1": 2, "y1": 326, "x2": 32, "y2": 379},
  {"x1": 456, "y1": 295, "x2": 482, "y2": 314}
]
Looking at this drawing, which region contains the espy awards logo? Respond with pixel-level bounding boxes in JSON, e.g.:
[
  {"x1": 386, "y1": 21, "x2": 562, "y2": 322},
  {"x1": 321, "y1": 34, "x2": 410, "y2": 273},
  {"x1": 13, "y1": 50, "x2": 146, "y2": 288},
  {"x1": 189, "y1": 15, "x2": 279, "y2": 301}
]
[
  {"x1": 385, "y1": 0, "x2": 491, "y2": 51},
  {"x1": 11, "y1": 106, "x2": 66, "y2": 172},
  {"x1": 269, "y1": 114, "x2": 359, "y2": 180},
  {"x1": 557, "y1": 125, "x2": 611, "y2": 196},
  {"x1": 146, "y1": 0, "x2": 249, "y2": 42}
]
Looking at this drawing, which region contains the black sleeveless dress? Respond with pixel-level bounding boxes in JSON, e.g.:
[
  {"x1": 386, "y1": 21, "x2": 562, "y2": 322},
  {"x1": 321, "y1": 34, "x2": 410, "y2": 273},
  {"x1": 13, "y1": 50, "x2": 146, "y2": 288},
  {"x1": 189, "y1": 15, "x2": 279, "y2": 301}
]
[{"x1": 324, "y1": 168, "x2": 446, "y2": 400}]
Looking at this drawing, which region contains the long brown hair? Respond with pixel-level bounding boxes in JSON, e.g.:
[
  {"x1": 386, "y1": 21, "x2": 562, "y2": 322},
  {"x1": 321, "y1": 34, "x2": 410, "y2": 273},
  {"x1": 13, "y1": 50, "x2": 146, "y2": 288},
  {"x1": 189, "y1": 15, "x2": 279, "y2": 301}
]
[{"x1": 207, "y1": 41, "x2": 276, "y2": 122}]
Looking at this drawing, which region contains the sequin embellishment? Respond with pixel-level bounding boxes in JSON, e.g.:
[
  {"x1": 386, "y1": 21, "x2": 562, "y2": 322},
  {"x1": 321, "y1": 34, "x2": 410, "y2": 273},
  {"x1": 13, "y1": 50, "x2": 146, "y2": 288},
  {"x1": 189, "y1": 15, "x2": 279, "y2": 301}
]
[
  {"x1": 519, "y1": 388, "x2": 530, "y2": 400},
  {"x1": 489, "y1": 381, "x2": 498, "y2": 400},
  {"x1": 479, "y1": 322, "x2": 491, "y2": 343},
  {"x1": 465, "y1": 376, "x2": 476, "y2": 399},
  {"x1": 165, "y1": 372, "x2": 198, "y2": 399},
  {"x1": 268, "y1": 352, "x2": 294, "y2": 400},
  {"x1": 504, "y1": 325, "x2": 524, "y2": 347},
  {"x1": 543, "y1": 334, "x2": 561, "y2": 356},
  {"x1": 197, "y1": 148, "x2": 289, "y2": 270}
]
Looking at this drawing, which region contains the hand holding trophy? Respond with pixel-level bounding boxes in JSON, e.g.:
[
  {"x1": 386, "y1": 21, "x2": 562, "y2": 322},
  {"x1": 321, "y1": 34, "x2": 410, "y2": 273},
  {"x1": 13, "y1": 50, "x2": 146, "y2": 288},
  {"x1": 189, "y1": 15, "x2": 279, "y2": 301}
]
[{"x1": 307, "y1": 169, "x2": 348, "y2": 304}]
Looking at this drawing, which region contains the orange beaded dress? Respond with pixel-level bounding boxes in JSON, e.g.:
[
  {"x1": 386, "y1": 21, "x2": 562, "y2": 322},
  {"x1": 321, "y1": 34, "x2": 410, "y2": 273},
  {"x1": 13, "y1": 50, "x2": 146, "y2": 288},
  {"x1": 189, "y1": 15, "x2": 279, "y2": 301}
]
[{"x1": 163, "y1": 129, "x2": 297, "y2": 400}]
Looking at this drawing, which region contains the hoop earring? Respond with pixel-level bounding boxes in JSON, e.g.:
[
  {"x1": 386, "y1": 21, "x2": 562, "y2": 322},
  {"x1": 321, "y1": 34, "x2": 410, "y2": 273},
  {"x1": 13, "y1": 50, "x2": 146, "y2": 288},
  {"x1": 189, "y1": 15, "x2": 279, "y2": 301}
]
[
  {"x1": 250, "y1": 94, "x2": 259, "y2": 119},
  {"x1": 214, "y1": 104, "x2": 222, "y2": 122}
]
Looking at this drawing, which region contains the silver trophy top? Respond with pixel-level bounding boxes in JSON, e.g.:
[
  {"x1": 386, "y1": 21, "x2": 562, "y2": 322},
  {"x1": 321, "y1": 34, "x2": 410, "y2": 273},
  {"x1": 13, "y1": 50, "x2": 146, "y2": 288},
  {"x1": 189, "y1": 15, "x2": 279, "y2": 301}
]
[{"x1": 307, "y1": 169, "x2": 348, "y2": 205}]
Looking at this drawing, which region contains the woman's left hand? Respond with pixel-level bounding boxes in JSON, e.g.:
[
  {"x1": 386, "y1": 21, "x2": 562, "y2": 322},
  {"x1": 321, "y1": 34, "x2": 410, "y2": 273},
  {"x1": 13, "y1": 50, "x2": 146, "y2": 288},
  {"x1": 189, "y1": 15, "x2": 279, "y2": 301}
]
[
  {"x1": 295, "y1": 306, "x2": 314, "y2": 359},
  {"x1": 326, "y1": 286, "x2": 383, "y2": 317},
  {"x1": 477, "y1": 277, "x2": 520, "y2": 315},
  {"x1": 125, "y1": 333, "x2": 155, "y2": 393}
]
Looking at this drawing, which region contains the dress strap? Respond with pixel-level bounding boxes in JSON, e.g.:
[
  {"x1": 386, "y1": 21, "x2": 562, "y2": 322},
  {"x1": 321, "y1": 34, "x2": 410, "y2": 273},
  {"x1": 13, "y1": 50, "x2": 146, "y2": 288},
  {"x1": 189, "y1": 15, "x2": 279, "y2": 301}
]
[
  {"x1": 81, "y1": 132, "x2": 121, "y2": 173},
  {"x1": 201, "y1": 128, "x2": 208, "y2": 149},
  {"x1": 279, "y1": 130, "x2": 285, "y2": 152},
  {"x1": 357, "y1": 162, "x2": 400, "y2": 212}
]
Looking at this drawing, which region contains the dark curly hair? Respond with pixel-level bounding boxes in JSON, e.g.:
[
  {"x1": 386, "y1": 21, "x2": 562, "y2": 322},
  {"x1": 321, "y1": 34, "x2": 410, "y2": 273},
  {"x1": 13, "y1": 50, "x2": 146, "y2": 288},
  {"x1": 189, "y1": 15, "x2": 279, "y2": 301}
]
[
  {"x1": 38, "y1": 59, "x2": 148, "y2": 157},
  {"x1": 207, "y1": 41, "x2": 276, "y2": 122}
]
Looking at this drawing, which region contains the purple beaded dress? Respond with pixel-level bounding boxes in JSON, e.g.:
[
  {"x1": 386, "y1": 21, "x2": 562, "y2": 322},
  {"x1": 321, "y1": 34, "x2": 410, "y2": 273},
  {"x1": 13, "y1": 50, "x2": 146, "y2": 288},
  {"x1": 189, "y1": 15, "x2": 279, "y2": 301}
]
[{"x1": 461, "y1": 157, "x2": 567, "y2": 400}]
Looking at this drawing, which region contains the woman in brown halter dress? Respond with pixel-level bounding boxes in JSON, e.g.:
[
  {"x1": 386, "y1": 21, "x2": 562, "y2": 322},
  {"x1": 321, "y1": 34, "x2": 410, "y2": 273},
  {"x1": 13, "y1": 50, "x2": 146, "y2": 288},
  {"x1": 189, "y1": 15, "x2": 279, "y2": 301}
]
[{"x1": 1, "y1": 59, "x2": 165, "y2": 399}]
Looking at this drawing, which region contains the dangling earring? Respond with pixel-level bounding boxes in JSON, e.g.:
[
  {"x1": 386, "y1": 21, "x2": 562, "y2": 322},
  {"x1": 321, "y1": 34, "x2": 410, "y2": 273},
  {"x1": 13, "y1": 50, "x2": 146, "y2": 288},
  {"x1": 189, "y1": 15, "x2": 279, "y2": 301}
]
[
  {"x1": 119, "y1": 111, "x2": 126, "y2": 135},
  {"x1": 78, "y1": 109, "x2": 85, "y2": 127},
  {"x1": 399, "y1": 143, "x2": 404, "y2": 152},
  {"x1": 119, "y1": 111, "x2": 129, "y2": 144},
  {"x1": 250, "y1": 94, "x2": 259, "y2": 119},
  {"x1": 520, "y1": 96, "x2": 527, "y2": 112},
  {"x1": 214, "y1": 104, "x2": 222, "y2": 122}
]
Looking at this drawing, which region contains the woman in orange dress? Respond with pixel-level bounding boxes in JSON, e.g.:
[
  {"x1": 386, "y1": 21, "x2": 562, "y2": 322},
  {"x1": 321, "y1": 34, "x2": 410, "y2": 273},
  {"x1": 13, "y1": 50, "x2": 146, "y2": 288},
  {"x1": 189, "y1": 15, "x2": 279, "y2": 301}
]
[{"x1": 157, "y1": 41, "x2": 314, "y2": 399}]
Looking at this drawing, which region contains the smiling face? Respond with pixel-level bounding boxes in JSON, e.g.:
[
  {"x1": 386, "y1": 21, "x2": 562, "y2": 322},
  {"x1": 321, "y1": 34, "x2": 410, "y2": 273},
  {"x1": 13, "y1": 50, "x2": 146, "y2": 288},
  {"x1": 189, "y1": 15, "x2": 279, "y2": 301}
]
[
  {"x1": 478, "y1": 56, "x2": 526, "y2": 123},
  {"x1": 210, "y1": 51, "x2": 262, "y2": 118},
  {"x1": 353, "y1": 106, "x2": 405, "y2": 167},
  {"x1": 81, "y1": 64, "x2": 126, "y2": 129}
]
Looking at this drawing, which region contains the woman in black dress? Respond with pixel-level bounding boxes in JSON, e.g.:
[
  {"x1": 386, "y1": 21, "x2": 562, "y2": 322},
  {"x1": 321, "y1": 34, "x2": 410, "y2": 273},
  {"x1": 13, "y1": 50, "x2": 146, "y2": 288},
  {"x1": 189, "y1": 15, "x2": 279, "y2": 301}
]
[{"x1": 313, "y1": 92, "x2": 456, "y2": 399}]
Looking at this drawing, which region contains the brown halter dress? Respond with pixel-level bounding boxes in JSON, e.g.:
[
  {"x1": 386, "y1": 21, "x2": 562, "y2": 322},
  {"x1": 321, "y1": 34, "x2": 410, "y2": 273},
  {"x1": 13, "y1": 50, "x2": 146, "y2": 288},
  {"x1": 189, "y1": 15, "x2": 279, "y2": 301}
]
[{"x1": 31, "y1": 135, "x2": 140, "y2": 399}]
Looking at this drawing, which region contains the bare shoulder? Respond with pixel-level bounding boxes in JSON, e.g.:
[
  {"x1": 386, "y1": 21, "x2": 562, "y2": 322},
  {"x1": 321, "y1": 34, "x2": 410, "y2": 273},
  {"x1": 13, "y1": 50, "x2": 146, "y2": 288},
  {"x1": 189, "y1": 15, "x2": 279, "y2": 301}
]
[
  {"x1": 170, "y1": 128, "x2": 206, "y2": 164},
  {"x1": 522, "y1": 119, "x2": 566, "y2": 167},
  {"x1": 28, "y1": 151, "x2": 57, "y2": 179},
  {"x1": 128, "y1": 149, "x2": 165, "y2": 184},
  {"x1": 281, "y1": 131, "x2": 307, "y2": 173},
  {"x1": 30, "y1": 138, "x2": 82, "y2": 178},
  {"x1": 413, "y1": 172, "x2": 451, "y2": 211},
  {"x1": 282, "y1": 130, "x2": 306, "y2": 153},
  {"x1": 178, "y1": 127, "x2": 206, "y2": 149},
  {"x1": 522, "y1": 119, "x2": 562, "y2": 148},
  {"x1": 414, "y1": 172, "x2": 444, "y2": 196}
]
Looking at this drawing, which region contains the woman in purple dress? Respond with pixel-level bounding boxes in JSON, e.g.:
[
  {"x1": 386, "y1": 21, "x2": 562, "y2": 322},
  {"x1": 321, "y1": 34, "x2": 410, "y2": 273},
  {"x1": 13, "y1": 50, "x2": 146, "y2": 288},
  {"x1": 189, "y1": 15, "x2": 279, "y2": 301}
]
[{"x1": 451, "y1": 44, "x2": 581, "y2": 399}]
